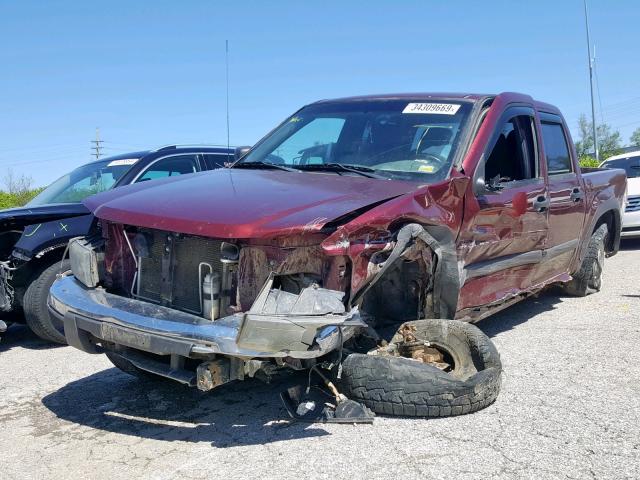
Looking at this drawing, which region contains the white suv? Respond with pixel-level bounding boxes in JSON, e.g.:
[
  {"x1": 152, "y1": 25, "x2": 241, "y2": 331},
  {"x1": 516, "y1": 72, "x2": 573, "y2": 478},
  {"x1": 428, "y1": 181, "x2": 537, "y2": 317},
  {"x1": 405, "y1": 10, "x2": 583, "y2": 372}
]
[{"x1": 601, "y1": 150, "x2": 640, "y2": 238}]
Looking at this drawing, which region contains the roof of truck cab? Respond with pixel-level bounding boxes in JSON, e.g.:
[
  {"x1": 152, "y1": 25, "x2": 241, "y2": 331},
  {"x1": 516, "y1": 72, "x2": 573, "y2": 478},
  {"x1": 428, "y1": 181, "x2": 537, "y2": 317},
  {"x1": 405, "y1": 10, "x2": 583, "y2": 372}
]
[
  {"x1": 312, "y1": 93, "x2": 491, "y2": 103},
  {"x1": 311, "y1": 92, "x2": 561, "y2": 114}
]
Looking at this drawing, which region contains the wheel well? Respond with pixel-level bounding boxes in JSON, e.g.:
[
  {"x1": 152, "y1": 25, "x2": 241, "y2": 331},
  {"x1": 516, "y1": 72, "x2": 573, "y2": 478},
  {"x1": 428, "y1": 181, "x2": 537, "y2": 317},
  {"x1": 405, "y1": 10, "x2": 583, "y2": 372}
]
[
  {"x1": 594, "y1": 209, "x2": 619, "y2": 253},
  {"x1": 11, "y1": 246, "x2": 67, "y2": 305}
]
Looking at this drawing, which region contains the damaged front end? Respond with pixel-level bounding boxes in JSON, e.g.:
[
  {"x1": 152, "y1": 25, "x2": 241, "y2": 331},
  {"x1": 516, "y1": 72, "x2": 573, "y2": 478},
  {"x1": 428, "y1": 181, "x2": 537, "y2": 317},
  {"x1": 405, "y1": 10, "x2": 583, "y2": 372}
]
[
  {"x1": 49, "y1": 222, "x2": 370, "y2": 392},
  {"x1": 50, "y1": 176, "x2": 465, "y2": 405}
]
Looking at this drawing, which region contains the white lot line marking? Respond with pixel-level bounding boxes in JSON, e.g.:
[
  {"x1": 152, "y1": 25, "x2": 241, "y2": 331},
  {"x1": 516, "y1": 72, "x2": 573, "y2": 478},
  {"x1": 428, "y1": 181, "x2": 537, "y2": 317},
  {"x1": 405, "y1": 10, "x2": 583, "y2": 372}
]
[{"x1": 104, "y1": 411, "x2": 210, "y2": 428}]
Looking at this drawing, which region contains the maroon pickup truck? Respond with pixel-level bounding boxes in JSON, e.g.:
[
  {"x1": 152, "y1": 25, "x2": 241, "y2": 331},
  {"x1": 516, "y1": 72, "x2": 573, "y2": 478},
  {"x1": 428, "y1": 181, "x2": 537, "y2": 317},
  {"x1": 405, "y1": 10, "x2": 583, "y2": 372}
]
[{"x1": 49, "y1": 92, "x2": 625, "y2": 419}]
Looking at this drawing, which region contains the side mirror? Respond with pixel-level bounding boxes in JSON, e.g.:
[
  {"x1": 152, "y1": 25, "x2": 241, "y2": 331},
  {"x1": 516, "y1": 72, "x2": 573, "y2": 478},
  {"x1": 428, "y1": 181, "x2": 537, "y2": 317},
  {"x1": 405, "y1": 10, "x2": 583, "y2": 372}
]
[{"x1": 234, "y1": 146, "x2": 251, "y2": 161}]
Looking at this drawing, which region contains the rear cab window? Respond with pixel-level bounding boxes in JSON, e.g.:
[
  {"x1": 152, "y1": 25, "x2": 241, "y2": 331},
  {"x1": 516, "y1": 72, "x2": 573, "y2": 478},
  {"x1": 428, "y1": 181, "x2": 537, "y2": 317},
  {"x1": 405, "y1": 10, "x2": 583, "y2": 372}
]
[{"x1": 541, "y1": 122, "x2": 573, "y2": 175}]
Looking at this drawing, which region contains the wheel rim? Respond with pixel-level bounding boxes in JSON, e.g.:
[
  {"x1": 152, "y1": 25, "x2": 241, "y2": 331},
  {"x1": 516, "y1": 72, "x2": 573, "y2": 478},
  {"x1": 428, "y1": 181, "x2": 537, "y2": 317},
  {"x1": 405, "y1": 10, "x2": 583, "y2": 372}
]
[{"x1": 590, "y1": 246, "x2": 605, "y2": 290}]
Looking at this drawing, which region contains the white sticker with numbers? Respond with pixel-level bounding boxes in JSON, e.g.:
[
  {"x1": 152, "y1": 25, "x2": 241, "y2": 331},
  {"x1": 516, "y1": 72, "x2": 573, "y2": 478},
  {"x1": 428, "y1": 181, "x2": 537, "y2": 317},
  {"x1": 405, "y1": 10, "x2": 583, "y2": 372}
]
[
  {"x1": 402, "y1": 103, "x2": 461, "y2": 115},
  {"x1": 107, "y1": 158, "x2": 139, "y2": 167}
]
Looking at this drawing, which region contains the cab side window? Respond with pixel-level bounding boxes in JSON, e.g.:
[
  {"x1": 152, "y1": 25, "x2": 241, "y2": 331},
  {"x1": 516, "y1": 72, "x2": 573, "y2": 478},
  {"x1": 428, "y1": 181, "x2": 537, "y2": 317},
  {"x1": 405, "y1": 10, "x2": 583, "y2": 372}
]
[
  {"x1": 484, "y1": 115, "x2": 538, "y2": 185},
  {"x1": 136, "y1": 155, "x2": 198, "y2": 183},
  {"x1": 541, "y1": 122, "x2": 572, "y2": 175}
]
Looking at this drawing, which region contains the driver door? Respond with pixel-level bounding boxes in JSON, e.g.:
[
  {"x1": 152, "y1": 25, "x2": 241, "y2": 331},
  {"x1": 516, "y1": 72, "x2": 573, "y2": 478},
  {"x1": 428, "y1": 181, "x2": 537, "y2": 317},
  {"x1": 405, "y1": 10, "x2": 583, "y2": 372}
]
[{"x1": 458, "y1": 107, "x2": 549, "y2": 311}]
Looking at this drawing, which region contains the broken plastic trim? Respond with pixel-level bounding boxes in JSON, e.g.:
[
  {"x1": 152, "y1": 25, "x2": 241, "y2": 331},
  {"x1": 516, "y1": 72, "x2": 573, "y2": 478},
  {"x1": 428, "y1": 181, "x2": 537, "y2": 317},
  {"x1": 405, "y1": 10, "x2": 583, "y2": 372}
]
[{"x1": 236, "y1": 273, "x2": 366, "y2": 353}]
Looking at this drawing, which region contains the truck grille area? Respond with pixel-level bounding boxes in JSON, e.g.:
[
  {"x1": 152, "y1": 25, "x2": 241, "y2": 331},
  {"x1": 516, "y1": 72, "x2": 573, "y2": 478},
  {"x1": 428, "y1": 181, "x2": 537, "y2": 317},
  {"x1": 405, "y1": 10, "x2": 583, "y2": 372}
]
[
  {"x1": 135, "y1": 229, "x2": 225, "y2": 314},
  {"x1": 626, "y1": 195, "x2": 640, "y2": 212}
]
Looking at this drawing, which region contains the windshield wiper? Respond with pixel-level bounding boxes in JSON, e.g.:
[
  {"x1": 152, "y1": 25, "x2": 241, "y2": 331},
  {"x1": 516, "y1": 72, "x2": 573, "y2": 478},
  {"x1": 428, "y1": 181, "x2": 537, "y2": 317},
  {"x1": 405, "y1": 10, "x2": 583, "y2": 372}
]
[
  {"x1": 231, "y1": 161, "x2": 297, "y2": 172},
  {"x1": 294, "y1": 163, "x2": 383, "y2": 179}
]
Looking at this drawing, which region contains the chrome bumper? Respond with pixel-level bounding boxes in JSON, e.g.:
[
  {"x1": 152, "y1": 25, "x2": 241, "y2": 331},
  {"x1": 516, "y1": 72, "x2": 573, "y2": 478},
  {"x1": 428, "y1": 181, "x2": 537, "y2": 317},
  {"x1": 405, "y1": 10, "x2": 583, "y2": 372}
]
[{"x1": 49, "y1": 276, "x2": 361, "y2": 359}]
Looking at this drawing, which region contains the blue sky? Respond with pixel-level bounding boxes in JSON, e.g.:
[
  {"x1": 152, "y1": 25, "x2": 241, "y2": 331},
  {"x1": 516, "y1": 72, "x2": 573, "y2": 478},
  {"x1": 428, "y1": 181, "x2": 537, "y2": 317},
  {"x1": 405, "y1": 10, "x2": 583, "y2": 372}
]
[{"x1": 1, "y1": 0, "x2": 638, "y2": 186}]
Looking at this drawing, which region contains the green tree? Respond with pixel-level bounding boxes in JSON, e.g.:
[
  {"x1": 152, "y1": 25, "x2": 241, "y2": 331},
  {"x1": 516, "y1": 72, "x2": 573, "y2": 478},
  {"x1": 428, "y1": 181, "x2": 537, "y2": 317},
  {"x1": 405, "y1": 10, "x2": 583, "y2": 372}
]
[
  {"x1": 575, "y1": 114, "x2": 623, "y2": 164},
  {"x1": 0, "y1": 169, "x2": 43, "y2": 209},
  {"x1": 631, "y1": 127, "x2": 640, "y2": 147}
]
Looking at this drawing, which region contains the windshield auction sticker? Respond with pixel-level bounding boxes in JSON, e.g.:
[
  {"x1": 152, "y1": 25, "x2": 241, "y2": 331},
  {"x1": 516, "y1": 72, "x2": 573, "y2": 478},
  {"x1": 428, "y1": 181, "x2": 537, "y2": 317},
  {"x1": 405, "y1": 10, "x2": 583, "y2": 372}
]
[
  {"x1": 107, "y1": 158, "x2": 139, "y2": 167},
  {"x1": 402, "y1": 103, "x2": 461, "y2": 115}
]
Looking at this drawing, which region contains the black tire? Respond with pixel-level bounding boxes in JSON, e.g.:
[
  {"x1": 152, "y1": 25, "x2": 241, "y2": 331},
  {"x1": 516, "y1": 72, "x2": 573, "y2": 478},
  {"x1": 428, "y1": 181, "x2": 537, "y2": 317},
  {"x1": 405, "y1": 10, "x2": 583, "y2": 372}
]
[
  {"x1": 104, "y1": 351, "x2": 164, "y2": 382},
  {"x1": 563, "y1": 224, "x2": 607, "y2": 297},
  {"x1": 340, "y1": 319, "x2": 502, "y2": 418},
  {"x1": 23, "y1": 259, "x2": 71, "y2": 344}
]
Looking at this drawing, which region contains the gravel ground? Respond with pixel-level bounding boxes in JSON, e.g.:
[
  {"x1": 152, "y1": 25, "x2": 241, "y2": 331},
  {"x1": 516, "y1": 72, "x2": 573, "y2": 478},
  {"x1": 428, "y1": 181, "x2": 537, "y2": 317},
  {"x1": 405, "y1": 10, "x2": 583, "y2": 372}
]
[{"x1": 1, "y1": 243, "x2": 639, "y2": 480}]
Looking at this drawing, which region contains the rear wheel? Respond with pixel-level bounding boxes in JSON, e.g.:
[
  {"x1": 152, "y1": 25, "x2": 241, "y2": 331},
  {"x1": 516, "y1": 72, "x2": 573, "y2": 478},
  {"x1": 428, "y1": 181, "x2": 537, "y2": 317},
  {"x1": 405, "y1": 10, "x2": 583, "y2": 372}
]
[
  {"x1": 23, "y1": 259, "x2": 71, "y2": 344},
  {"x1": 563, "y1": 224, "x2": 607, "y2": 297}
]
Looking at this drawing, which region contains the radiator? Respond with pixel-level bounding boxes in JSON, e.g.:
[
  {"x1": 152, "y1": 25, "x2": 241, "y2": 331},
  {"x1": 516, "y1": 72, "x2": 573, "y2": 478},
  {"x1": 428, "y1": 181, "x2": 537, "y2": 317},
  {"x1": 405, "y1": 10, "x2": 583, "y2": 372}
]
[{"x1": 135, "y1": 229, "x2": 224, "y2": 315}]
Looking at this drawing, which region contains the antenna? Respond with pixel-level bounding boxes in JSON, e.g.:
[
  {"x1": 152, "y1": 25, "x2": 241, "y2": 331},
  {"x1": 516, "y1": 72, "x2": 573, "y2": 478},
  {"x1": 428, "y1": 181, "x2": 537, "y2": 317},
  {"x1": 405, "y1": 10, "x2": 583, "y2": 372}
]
[
  {"x1": 225, "y1": 40, "x2": 230, "y2": 151},
  {"x1": 583, "y1": 0, "x2": 598, "y2": 161},
  {"x1": 91, "y1": 127, "x2": 103, "y2": 160}
]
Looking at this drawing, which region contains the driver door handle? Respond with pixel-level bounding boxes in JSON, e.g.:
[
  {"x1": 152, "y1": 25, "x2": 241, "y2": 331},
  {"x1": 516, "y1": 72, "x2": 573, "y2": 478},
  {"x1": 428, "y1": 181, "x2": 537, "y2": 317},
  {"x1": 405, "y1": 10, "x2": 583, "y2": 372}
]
[{"x1": 533, "y1": 195, "x2": 550, "y2": 212}]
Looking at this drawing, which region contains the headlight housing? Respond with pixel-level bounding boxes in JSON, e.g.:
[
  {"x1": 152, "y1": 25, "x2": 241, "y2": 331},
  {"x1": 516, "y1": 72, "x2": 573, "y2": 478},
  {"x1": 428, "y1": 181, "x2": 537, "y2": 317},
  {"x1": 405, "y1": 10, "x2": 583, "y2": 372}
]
[{"x1": 69, "y1": 237, "x2": 104, "y2": 288}]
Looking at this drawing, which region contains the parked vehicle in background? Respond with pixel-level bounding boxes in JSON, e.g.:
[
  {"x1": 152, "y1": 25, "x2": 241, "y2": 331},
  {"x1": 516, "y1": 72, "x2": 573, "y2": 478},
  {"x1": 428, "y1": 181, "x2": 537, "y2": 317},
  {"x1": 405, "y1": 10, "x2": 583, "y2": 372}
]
[
  {"x1": 50, "y1": 93, "x2": 625, "y2": 418},
  {"x1": 600, "y1": 150, "x2": 640, "y2": 238},
  {"x1": 0, "y1": 145, "x2": 235, "y2": 343}
]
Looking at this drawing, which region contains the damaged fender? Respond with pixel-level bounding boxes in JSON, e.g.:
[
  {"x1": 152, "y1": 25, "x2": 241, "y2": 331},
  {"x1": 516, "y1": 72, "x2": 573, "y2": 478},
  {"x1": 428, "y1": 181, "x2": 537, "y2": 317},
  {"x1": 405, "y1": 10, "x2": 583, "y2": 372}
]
[{"x1": 350, "y1": 223, "x2": 461, "y2": 319}]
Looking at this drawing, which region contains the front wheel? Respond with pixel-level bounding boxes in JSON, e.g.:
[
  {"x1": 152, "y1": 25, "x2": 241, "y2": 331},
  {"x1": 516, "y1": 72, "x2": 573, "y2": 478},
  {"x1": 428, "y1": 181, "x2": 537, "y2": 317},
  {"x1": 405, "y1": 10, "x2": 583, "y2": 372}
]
[
  {"x1": 104, "y1": 351, "x2": 165, "y2": 382},
  {"x1": 563, "y1": 224, "x2": 608, "y2": 297},
  {"x1": 23, "y1": 259, "x2": 71, "y2": 344}
]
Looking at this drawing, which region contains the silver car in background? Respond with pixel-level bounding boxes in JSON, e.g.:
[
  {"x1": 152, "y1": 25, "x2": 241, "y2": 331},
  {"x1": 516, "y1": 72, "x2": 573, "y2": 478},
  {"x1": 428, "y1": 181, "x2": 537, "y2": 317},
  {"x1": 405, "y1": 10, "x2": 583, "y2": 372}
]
[{"x1": 601, "y1": 150, "x2": 640, "y2": 238}]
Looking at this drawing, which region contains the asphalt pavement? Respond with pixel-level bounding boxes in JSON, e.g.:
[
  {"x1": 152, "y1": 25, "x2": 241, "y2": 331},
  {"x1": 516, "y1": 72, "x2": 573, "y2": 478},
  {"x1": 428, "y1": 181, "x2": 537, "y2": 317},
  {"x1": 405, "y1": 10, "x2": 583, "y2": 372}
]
[{"x1": 1, "y1": 242, "x2": 639, "y2": 480}]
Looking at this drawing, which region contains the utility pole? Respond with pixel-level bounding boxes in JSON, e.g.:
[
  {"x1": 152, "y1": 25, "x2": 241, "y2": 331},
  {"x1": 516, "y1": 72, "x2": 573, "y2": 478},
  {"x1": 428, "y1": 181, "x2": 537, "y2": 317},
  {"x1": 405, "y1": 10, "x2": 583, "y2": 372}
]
[
  {"x1": 583, "y1": 0, "x2": 598, "y2": 161},
  {"x1": 225, "y1": 40, "x2": 230, "y2": 151},
  {"x1": 91, "y1": 127, "x2": 103, "y2": 160}
]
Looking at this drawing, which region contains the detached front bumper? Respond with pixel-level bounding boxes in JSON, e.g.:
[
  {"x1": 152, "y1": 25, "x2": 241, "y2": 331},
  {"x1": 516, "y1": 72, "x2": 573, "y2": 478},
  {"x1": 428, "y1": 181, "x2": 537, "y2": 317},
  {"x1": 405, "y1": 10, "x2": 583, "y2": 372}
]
[{"x1": 49, "y1": 276, "x2": 362, "y2": 360}]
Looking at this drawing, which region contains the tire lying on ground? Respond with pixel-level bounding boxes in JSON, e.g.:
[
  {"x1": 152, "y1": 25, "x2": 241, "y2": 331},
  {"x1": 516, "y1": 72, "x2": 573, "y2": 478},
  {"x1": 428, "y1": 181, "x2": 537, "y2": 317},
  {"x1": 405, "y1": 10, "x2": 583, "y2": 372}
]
[
  {"x1": 340, "y1": 319, "x2": 502, "y2": 418},
  {"x1": 563, "y1": 223, "x2": 607, "y2": 297}
]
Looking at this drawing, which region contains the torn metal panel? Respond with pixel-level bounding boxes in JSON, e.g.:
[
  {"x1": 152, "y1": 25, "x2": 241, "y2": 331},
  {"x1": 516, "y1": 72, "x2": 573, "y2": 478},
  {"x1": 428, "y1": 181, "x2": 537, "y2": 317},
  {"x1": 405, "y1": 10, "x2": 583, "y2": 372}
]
[
  {"x1": 351, "y1": 223, "x2": 460, "y2": 320},
  {"x1": 236, "y1": 274, "x2": 364, "y2": 353},
  {"x1": 237, "y1": 244, "x2": 349, "y2": 310}
]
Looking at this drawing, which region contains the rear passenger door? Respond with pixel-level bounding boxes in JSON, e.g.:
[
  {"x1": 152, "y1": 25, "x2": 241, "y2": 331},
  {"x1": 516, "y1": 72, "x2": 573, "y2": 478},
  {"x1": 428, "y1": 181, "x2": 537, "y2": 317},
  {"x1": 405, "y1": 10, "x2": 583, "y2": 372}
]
[
  {"x1": 539, "y1": 112, "x2": 586, "y2": 276},
  {"x1": 134, "y1": 154, "x2": 200, "y2": 183}
]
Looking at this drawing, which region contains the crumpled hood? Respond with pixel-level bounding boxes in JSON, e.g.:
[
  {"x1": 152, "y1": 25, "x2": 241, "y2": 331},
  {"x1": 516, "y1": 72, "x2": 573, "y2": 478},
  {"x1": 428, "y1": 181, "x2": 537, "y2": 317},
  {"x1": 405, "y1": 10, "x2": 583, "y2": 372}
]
[
  {"x1": 0, "y1": 203, "x2": 90, "y2": 230},
  {"x1": 84, "y1": 168, "x2": 414, "y2": 239}
]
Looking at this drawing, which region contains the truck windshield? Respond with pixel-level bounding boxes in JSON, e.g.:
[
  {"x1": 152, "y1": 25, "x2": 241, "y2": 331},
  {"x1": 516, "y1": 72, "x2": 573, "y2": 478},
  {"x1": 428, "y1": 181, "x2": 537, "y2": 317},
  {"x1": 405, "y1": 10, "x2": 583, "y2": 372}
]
[
  {"x1": 237, "y1": 99, "x2": 473, "y2": 182},
  {"x1": 27, "y1": 158, "x2": 139, "y2": 206},
  {"x1": 601, "y1": 155, "x2": 640, "y2": 179}
]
